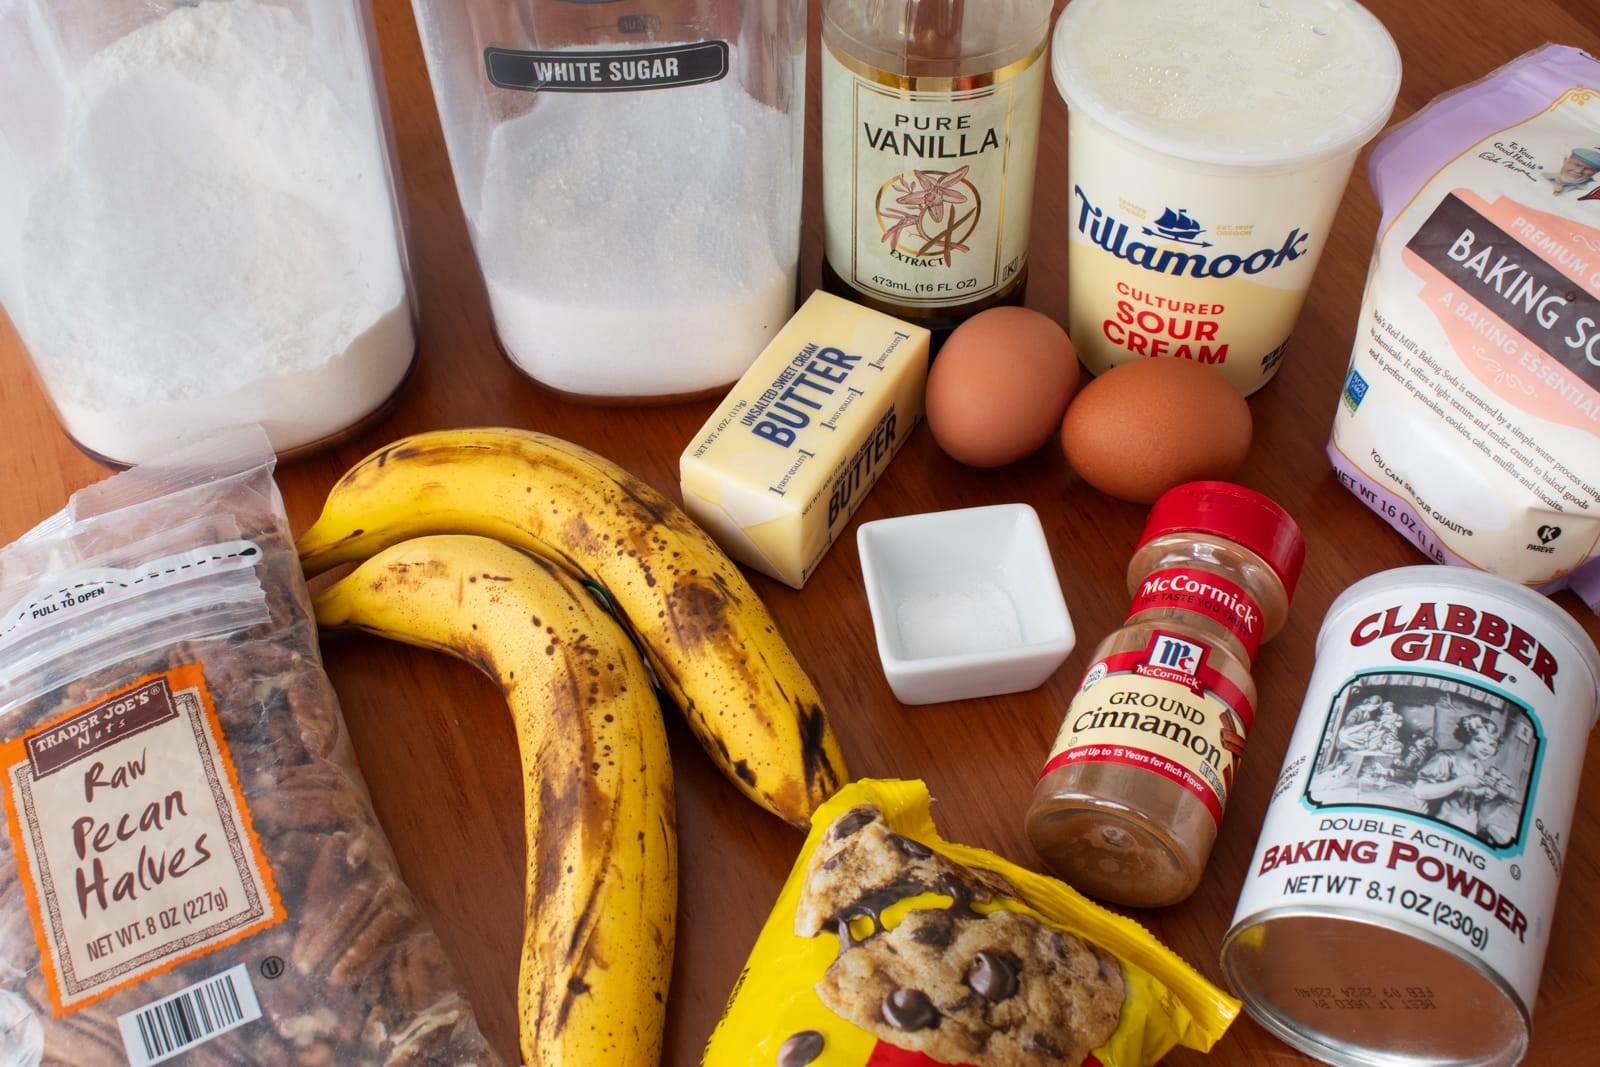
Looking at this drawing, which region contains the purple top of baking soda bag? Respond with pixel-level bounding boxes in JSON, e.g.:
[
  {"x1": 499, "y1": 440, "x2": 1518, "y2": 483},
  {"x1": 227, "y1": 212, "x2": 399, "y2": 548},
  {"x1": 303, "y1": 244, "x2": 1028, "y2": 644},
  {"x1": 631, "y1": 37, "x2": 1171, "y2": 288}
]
[
  {"x1": 1369, "y1": 44, "x2": 1600, "y2": 236},
  {"x1": 1334, "y1": 45, "x2": 1600, "y2": 612}
]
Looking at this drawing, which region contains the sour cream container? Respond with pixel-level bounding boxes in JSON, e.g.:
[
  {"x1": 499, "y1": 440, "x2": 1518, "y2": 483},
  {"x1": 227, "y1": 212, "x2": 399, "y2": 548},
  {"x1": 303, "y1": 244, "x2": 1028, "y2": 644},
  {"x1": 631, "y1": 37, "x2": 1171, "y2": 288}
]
[
  {"x1": 1050, "y1": 0, "x2": 1400, "y2": 394},
  {"x1": 1222, "y1": 566, "x2": 1600, "y2": 1066}
]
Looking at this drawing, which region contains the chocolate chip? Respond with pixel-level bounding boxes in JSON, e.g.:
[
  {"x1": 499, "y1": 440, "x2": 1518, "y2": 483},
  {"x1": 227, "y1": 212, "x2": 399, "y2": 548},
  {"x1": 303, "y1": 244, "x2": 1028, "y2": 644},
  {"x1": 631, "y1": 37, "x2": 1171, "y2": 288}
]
[
  {"x1": 908, "y1": 913, "x2": 955, "y2": 949},
  {"x1": 830, "y1": 807, "x2": 876, "y2": 840},
  {"x1": 882, "y1": 988, "x2": 939, "y2": 1031},
  {"x1": 777, "y1": 1030, "x2": 824, "y2": 1066},
  {"x1": 1051, "y1": 932, "x2": 1069, "y2": 958},
  {"x1": 966, "y1": 950, "x2": 1020, "y2": 1002},
  {"x1": 936, "y1": 876, "x2": 977, "y2": 914},
  {"x1": 889, "y1": 834, "x2": 932, "y2": 859},
  {"x1": 835, "y1": 902, "x2": 886, "y2": 945},
  {"x1": 1028, "y1": 1032, "x2": 1065, "y2": 1057}
]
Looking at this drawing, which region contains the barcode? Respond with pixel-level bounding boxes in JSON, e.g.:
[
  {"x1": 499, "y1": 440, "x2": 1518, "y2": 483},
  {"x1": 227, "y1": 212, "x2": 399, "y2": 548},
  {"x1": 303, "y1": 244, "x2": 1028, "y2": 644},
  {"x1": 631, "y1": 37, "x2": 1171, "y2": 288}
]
[{"x1": 116, "y1": 963, "x2": 263, "y2": 1067}]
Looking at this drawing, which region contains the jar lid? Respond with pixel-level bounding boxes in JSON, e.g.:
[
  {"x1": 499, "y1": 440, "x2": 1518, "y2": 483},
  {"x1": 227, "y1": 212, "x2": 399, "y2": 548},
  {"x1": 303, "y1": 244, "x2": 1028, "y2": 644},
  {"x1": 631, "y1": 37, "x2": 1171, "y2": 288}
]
[{"x1": 1138, "y1": 481, "x2": 1306, "y2": 599}]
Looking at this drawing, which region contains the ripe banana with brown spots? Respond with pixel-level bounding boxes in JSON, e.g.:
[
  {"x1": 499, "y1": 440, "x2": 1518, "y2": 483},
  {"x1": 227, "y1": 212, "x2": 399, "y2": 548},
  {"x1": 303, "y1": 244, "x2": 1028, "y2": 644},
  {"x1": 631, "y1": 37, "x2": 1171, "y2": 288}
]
[
  {"x1": 311, "y1": 535, "x2": 675, "y2": 1067},
  {"x1": 297, "y1": 427, "x2": 847, "y2": 827}
]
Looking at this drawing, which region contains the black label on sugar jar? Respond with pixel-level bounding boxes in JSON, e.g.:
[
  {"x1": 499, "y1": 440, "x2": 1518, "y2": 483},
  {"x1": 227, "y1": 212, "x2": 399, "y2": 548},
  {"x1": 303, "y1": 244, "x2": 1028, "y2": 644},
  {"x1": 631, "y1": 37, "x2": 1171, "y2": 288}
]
[{"x1": 485, "y1": 40, "x2": 729, "y2": 93}]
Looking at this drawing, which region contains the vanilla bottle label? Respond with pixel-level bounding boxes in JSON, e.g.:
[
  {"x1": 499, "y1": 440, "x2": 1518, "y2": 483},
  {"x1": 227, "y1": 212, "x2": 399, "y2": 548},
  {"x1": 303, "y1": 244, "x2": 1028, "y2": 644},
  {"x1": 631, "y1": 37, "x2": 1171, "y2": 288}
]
[{"x1": 822, "y1": 40, "x2": 1046, "y2": 311}]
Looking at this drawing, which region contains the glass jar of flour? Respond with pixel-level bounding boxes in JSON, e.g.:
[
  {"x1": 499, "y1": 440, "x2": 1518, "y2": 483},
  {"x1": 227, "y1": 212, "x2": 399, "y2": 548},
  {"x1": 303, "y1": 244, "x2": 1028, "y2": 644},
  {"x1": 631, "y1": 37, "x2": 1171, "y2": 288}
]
[
  {"x1": 411, "y1": 0, "x2": 805, "y2": 401},
  {"x1": 0, "y1": 0, "x2": 416, "y2": 466}
]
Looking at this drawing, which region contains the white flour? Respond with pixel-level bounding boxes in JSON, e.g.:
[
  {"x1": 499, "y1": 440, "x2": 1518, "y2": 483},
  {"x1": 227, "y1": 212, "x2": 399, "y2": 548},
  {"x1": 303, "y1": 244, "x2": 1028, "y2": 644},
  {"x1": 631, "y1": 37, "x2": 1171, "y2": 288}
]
[
  {"x1": 475, "y1": 77, "x2": 799, "y2": 398},
  {"x1": 11, "y1": 0, "x2": 412, "y2": 464}
]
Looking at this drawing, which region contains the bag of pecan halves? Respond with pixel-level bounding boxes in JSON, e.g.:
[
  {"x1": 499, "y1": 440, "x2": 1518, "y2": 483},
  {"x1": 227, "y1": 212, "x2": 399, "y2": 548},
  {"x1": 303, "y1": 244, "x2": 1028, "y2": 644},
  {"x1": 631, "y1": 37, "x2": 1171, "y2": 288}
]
[{"x1": 0, "y1": 430, "x2": 498, "y2": 1067}]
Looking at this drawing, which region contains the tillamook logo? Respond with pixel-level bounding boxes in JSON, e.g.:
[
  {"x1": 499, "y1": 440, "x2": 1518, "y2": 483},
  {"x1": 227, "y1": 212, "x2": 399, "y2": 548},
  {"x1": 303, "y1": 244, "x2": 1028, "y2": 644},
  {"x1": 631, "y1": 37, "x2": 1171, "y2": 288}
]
[
  {"x1": 1350, "y1": 601, "x2": 1559, "y2": 692},
  {"x1": 1073, "y1": 186, "x2": 1309, "y2": 278}
]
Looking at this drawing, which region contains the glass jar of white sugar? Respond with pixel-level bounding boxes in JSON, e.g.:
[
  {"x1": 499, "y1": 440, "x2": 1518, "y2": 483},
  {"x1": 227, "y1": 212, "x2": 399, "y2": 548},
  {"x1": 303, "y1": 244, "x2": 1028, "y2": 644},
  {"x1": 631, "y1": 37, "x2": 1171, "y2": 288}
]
[
  {"x1": 411, "y1": 0, "x2": 805, "y2": 401},
  {"x1": 0, "y1": 0, "x2": 417, "y2": 466}
]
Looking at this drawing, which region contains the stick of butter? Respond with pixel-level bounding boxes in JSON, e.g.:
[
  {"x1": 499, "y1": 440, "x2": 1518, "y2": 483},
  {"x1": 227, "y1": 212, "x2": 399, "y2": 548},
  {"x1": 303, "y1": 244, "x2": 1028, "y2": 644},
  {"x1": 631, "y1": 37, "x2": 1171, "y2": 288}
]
[{"x1": 680, "y1": 292, "x2": 930, "y2": 588}]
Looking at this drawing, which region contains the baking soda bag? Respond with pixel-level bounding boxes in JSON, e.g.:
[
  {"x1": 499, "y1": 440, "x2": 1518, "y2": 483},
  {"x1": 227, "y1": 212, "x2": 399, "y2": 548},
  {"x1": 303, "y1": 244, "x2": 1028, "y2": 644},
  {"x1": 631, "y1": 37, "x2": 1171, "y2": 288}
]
[
  {"x1": 703, "y1": 779, "x2": 1238, "y2": 1067},
  {"x1": 1330, "y1": 44, "x2": 1600, "y2": 610}
]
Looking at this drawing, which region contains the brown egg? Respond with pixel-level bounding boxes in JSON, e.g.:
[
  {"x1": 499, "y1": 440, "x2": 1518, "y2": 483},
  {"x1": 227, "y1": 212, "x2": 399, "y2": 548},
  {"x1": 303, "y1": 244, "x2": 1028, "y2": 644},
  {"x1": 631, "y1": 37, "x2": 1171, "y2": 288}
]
[
  {"x1": 1060, "y1": 358, "x2": 1251, "y2": 503},
  {"x1": 926, "y1": 307, "x2": 1081, "y2": 467}
]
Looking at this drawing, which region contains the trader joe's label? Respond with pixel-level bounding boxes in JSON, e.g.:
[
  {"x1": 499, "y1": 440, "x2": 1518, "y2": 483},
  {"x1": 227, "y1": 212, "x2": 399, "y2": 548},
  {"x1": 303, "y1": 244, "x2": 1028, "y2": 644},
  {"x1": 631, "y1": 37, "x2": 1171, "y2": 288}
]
[{"x1": 1, "y1": 666, "x2": 279, "y2": 1012}]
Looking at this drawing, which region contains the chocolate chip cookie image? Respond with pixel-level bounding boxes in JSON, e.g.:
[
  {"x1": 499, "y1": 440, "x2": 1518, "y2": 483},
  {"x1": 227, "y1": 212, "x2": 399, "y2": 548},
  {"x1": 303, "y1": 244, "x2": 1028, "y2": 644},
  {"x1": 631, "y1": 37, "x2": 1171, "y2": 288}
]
[
  {"x1": 798, "y1": 806, "x2": 1125, "y2": 1066},
  {"x1": 795, "y1": 805, "x2": 1014, "y2": 937},
  {"x1": 818, "y1": 908, "x2": 1123, "y2": 1066},
  {"x1": 703, "y1": 782, "x2": 1240, "y2": 1066}
]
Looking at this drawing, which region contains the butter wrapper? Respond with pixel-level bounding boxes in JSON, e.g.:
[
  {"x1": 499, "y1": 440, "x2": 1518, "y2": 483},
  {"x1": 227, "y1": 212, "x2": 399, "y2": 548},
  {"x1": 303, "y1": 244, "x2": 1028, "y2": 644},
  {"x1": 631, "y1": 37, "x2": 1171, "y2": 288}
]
[
  {"x1": 680, "y1": 292, "x2": 929, "y2": 588},
  {"x1": 703, "y1": 779, "x2": 1240, "y2": 1067}
]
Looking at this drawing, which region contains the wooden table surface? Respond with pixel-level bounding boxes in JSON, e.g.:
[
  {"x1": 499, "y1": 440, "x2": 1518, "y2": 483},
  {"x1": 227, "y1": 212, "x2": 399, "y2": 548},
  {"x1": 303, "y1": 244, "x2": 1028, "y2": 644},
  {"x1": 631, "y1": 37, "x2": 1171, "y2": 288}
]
[{"x1": 4, "y1": 0, "x2": 1600, "y2": 1063}]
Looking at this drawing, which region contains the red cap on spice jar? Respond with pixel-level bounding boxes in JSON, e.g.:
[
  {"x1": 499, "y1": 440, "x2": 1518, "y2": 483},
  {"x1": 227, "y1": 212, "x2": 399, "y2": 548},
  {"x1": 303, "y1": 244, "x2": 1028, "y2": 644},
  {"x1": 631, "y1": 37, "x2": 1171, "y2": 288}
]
[{"x1": 1138, "y1": 481, "x2": 1306, "y2": 599}]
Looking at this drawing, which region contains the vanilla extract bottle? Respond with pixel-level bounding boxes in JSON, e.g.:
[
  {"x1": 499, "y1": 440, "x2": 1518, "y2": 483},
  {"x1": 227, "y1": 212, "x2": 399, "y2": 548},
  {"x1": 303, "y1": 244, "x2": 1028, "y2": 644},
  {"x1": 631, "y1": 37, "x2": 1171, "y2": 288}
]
[{"x1": 821, "y1": 0, "x2": 1050, "y2": 342}]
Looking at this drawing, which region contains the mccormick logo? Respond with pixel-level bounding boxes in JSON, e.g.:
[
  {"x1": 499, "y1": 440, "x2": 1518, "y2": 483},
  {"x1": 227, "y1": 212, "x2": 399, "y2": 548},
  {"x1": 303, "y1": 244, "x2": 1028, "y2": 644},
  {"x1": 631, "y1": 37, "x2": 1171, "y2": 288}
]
[
  {"x1": 1150, "y1": 634, "x2": 1203, "y2": 673},
  {"x1": 1350, "y1": 602, "x2": 1559, "y2": 693},
  {"x1": 1135, "y1": 571, "x2": 1261, "y2": 638},
  {"x1": 1074, "y1": 186, "x2": 1309, "y2": 278},
  {"x1": 1135, "y1": 632, "x2": 1208, "y2": 692}
]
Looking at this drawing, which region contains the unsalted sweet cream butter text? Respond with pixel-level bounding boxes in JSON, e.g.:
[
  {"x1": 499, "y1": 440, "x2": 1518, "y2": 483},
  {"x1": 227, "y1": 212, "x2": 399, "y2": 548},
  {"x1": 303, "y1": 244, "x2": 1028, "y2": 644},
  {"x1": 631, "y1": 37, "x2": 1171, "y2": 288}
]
[{"x1": 680, "y1": 292, "x2": 930, "y2": 588}]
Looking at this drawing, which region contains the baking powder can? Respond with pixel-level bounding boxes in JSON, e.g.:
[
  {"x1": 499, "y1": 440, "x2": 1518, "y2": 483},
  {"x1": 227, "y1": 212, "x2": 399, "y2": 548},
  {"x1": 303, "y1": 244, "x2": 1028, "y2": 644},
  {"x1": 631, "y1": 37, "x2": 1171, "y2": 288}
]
[{"x1": 1221, "y1": 566, "x2": 1600, "y2": 1066}]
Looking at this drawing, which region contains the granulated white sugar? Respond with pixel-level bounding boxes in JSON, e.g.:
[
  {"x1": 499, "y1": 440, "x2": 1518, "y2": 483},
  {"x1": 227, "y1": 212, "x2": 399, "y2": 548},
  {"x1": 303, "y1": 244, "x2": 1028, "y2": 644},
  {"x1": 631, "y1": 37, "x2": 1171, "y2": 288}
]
[
  {"x1": 896, "y1": 581, "x2": 1025, "y2": 660},
  {"x1": 10, "y1": 0, "x2": 412, "y2": 463},
  {"x1": 475, "y1": 76, "x2": 799, "y2": 398}
]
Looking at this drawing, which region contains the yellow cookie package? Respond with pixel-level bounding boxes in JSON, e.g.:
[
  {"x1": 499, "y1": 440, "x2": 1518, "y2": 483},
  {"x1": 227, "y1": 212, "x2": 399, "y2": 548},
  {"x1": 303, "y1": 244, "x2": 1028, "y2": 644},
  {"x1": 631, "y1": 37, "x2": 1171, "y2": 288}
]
[{"x1": 705, "y1": 780, "x2": 1238, "y2": 1067}]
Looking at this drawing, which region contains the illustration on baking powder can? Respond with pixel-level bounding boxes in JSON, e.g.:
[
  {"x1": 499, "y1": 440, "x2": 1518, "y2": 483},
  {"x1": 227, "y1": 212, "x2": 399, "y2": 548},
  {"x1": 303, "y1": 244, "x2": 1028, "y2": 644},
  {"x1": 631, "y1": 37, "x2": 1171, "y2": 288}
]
[{"x1": 1221, "y1": 566, "x2": 1600, "y2": 1067}]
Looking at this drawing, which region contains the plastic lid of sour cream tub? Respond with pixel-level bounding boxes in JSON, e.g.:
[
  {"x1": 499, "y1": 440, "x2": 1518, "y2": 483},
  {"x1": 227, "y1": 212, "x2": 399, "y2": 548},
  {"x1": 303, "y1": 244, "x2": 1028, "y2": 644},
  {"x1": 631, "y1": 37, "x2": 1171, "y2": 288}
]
[
  {"x1": 1318, "y1": 566, "x2": 1600, "y2": 729},
  {"x1": 1051, "y1": 0, "x2": 1402, "y2": 169}
]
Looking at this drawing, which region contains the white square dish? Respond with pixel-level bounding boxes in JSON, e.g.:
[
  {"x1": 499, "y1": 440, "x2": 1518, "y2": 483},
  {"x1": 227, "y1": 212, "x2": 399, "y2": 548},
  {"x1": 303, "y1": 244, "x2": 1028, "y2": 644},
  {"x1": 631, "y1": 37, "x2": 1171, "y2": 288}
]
[{"x1": 857, "y1": 504, "x2": 1075, "y2": 705}]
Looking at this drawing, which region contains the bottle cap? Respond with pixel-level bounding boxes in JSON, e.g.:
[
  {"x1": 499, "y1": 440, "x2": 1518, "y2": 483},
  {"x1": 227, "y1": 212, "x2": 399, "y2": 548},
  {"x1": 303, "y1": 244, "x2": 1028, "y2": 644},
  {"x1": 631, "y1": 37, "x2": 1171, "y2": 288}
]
[{"x1": 1138, "y1": 481, "x2": 1305, "y2": 600}]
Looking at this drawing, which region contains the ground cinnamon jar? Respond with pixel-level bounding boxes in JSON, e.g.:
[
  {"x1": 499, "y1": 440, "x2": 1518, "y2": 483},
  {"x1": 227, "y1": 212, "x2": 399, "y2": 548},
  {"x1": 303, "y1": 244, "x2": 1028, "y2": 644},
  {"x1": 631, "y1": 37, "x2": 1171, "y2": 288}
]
[{"x1": 1026, "y1": 481, "x2": 1304, "y2": 907}]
